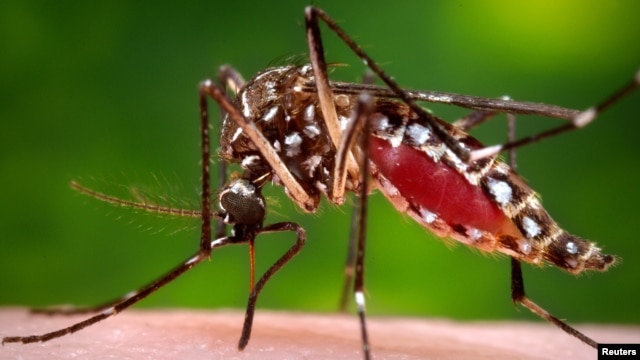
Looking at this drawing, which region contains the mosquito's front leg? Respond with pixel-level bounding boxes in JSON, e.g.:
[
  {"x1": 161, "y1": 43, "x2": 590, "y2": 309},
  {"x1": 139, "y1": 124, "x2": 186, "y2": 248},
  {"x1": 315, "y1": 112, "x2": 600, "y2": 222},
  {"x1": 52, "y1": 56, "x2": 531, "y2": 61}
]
[
  {"x1": 238, "y1": 221, "x2": 307, "y2": 350},
  {"x1": 1, "y1": 235, "x2": 235, "y2": 345},
  {"x1": 213, "y1": 65, "x2": 247, "y2": 238}
]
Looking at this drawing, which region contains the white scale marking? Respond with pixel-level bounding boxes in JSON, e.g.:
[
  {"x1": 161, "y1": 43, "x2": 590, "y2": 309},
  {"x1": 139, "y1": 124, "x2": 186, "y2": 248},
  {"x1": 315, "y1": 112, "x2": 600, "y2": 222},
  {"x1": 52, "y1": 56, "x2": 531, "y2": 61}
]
[
  {"x1": 405, "y1": 123, "x2": 431, "y2": 145},
  {"x1": 302, "y1": 155, "x2": 322, "y2": 177},
  {"x1": 303, "y1": 104, "x2": 315, "y2": 121},
  {"x1": 418, "y1": 207, "x2": 437, "y2": 224},
  {"x1": 486, "y1": 178, "x2": 512, "y2": 206},
  {"x1": 284, "y1": 132, "x2": 303, "y2": 157},
  {"x1": 101, "y1": 307, "x2": 116, "y2": 316},
  {"x1": 573, "y1": 107, "x2": 596, "y2": 128},
  {"x1": 262, "y1": 106, "x2": 279, "y2": 122},
  {"x1": 303, "y1": 124, "x2": 321, "y2": 139},
  {"x1": 355, "y1": 291, "x2": 366, "y2": 311},
  {"x1": 241, "y1": 91, "x2": 252, "y2": 118},
  {"x1": 467, "y1": 227, "x2": 482, "y2": 241},
  {"x1": 315, "y1": 181, "x2": 328, "y2": 194},
  {"x1": 425, "y1": 143, "x2": 446, "y2": 161},
  {"x1": 522, "y1": 216, "x2": 541, "y2": 238},
  {"x1": 231, "y1": 127, "x2": 243, "y2": 142},
  {"x1": 517, "y1": 238, "x2": 532, "y2": 255},
  {"x1": 185, "y1": 255, "x2": 200, "y2": 266},
  {"x1": 241, "y1": 155, "x2": 260, "y2": 168},
  {"x1": 388, "y1": 125, "x2": 405, "y2": 148},
  {"x1": 566, "y1": 241, "x2": 578, "y2": 255}
]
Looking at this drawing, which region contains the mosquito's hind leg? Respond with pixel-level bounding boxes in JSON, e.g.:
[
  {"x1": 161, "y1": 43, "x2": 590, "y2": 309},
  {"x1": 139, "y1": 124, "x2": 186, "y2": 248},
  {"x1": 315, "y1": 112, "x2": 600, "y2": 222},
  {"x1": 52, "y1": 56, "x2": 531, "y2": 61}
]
[
  {"x1": 470, "y1": 69, "x2": 640, "y2": 161},
  {"x1": 504, "y1": 112, "x2": 598, "y2": 348}
]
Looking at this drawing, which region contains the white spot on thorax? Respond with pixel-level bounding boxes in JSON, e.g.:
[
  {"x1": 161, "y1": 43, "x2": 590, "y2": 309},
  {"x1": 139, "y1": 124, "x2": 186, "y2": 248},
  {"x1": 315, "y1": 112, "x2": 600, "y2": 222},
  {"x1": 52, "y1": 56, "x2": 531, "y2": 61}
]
[
  {"x1": 231, "y1": 127, "x2": 243, "y2": 142},
  {"x1": 284, "y1": 132, "x2": 303, "y2": 157},
  {"x1": 303, "y1": 104, "x2": 315, "y2": 121},
  {"x1": 241, "y1": 155, "x2": 260, "y2": 168},
  {"x1": 486, "y1": 178, "x2": 512, "y2": 206},
  {"x1": 241, "y1": 92, "x2": 252, "y2": 118},
  {"x1": 265, "y1": 81, "x2": 277, "y2": 100},
  {"x1": 302, "y1": 155, "x2": 322, "y2": 177},
  {"x1": 262, "y1": 106, "x2": 279, "y2": 122},
  {"x1": 304, "y1": 124, "x2": 321, "y2": 139},
  {"x1": 299, "y1": 64, "x2": 312, "y2": 74}
]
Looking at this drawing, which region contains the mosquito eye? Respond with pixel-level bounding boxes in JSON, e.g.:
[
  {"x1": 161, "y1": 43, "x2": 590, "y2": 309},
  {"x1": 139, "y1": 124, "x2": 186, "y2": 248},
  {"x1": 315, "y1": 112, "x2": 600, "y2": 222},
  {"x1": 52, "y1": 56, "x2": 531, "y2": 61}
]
[{"x1": 219, "y1": 179, "x2": 265, "y2": 225}]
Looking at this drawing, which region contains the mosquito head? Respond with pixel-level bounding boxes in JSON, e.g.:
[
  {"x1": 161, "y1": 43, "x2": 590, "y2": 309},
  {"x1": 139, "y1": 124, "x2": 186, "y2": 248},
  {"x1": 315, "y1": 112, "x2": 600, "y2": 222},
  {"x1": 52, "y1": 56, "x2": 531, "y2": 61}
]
[
  {"x1": 218, "y1": 179, "x2": 266, "y2": 226},
  {"x1": 543, "y1": 231, "x2": 616, "y2": 274}
]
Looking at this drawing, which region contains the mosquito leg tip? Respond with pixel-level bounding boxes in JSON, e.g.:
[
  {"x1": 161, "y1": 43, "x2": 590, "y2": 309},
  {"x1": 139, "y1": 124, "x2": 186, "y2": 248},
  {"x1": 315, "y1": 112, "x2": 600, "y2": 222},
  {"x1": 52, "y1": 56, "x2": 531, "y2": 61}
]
[{"x1": 573, "y1": 107, "x2": 597, "y2": 128}]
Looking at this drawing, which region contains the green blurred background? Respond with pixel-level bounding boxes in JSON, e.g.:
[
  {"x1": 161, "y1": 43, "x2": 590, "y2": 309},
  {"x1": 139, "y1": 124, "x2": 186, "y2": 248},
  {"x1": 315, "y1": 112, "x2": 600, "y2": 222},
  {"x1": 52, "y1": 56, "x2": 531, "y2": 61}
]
[{"x1": 1, "y1": 0, "x2": 639, "y2": 329}]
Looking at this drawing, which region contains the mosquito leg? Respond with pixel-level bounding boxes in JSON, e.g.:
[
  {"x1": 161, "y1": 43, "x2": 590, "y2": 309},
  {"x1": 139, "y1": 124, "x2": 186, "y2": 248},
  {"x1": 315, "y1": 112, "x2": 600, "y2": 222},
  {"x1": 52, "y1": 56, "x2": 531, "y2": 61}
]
[
  {"x1": 337, "y1": 95, "x2": 375, "y2": 314},
  {"x1": 452, "y1": 110, "x2": 498, "y2": 132},
  {"x1": 305, "y1": 6, "x2": 470, "y2": 162},
  {"x1": 338, "y1": 209, "x2": 358, "y2": 313},
  {"x1": 355, "y1": 95, "x2": 376, "y2": 359},
  {"x1": 510, "y1": 257, "x2": 598, "y2": 348},
  {"x1": 470, "y1": 69, "x2": 640, "y2": 161},
  {"x1": 238, "y1": 221, "x2": 306, "y2": 350},
  {"x1": 2, "y1": 236, "x2": 236, "y2": 345},
  {"x1": 3, "y1": 69, "x2": 223, "y2": 343},
  {"x1": 214, "y1": 66, "x2": 246, "y2": 238},
  {"x1": 501, "y1": 111, "x2": 597, "y2": 348},
  {"x1": 304, "y1": 7, "x2": 360, "y2": 203}
]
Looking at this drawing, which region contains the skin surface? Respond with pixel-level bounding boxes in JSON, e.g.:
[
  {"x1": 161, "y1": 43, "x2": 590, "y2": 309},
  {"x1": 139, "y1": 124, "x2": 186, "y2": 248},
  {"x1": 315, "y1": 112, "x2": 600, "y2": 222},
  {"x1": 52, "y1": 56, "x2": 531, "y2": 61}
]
[{"x1": 1, "y1": 308, "x2": 638, "y2": 359}]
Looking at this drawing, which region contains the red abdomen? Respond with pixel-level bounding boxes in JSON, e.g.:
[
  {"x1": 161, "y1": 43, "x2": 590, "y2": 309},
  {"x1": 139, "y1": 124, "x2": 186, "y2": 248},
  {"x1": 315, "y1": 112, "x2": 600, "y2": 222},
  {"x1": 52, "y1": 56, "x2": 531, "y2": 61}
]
[{"x1": 369, "y1": 135, "x2": 508, "y2": 234}]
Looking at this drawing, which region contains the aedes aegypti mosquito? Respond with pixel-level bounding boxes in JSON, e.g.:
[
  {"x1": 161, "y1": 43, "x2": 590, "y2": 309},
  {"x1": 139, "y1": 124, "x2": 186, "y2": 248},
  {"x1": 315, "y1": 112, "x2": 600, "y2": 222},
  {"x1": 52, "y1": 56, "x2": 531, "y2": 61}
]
[{"x1": 3, "y1": 6, "x2": 639, "y2": 359}]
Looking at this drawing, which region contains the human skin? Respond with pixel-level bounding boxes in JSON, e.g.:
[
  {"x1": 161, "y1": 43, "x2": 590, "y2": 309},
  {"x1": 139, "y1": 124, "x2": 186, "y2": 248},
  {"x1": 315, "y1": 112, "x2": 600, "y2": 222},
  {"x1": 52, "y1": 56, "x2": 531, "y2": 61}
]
[{"x1": 1, "y1": 308, "x2": 638, "y2": 359}]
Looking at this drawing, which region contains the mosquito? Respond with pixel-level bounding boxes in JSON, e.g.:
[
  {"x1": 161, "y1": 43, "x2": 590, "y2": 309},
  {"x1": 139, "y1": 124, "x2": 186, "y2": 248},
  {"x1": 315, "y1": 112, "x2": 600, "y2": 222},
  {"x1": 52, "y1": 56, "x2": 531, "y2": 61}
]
[{"x1": 3, "y1": 6, "x2": 638, "y2": 359}]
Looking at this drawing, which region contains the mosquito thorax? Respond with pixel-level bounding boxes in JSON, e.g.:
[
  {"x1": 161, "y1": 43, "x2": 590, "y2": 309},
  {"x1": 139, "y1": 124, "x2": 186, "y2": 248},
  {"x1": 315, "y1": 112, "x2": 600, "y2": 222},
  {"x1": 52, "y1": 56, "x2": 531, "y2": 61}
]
[{"x1": 220, "y1": 64, "x2": 360, "y2": 206}]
